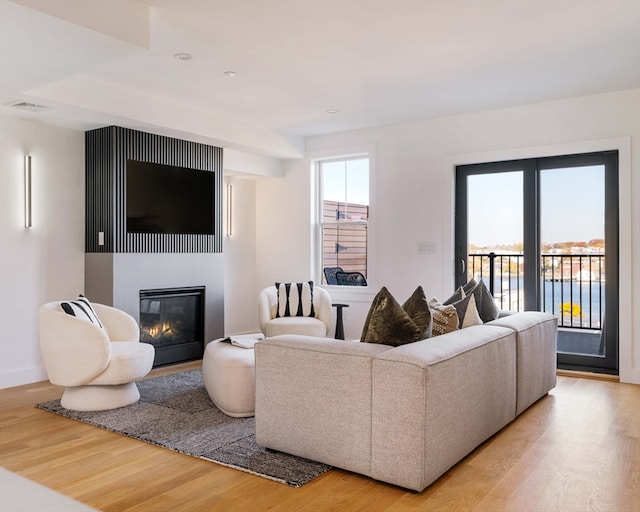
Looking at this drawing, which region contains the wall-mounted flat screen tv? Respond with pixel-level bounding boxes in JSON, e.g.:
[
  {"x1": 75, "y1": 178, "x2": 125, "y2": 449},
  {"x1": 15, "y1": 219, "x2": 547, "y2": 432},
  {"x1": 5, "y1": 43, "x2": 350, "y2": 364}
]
[{"x1": 126, "y1": 159, "x2": 215, "y2": 235}]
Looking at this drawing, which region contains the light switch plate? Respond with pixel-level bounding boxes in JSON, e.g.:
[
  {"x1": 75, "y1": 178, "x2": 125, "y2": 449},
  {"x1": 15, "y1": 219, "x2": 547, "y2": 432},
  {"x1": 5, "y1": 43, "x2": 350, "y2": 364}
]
[{"x1": 417, "y1": 241, "x2": 437, "y2": 254}]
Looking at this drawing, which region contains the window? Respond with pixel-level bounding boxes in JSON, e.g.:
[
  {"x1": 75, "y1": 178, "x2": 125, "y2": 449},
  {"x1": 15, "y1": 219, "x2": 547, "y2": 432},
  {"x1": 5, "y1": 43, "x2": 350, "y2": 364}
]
[{"x1": 317, "y1": 156, "x2": 370, "y2": 286}]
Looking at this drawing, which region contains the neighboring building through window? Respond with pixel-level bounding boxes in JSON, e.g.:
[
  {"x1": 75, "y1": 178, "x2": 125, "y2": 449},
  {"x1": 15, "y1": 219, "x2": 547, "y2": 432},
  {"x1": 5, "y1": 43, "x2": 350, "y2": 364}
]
[{"x1": 317, "y1": 156, "x2": 369, "y2": 286}]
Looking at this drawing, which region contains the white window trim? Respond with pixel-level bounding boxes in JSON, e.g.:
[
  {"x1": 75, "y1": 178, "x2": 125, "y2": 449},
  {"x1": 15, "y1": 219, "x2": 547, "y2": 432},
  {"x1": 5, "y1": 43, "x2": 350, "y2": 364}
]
[{"x1": 310, "y1": 145, "x2": 376, "y2": 301}]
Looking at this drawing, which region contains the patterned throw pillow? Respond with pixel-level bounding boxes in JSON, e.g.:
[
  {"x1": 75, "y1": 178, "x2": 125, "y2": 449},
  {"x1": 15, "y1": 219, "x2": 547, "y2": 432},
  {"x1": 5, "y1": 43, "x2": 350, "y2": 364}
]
[
  {"x1": 428, "y1": 297, "x2": 460, "y2": 337},
  {"x1": 275, "y1": 281, "x2": 315, "y2": 318},
  {"x1": 60, "y1": 295, "x2": 104, "y2": 329}
]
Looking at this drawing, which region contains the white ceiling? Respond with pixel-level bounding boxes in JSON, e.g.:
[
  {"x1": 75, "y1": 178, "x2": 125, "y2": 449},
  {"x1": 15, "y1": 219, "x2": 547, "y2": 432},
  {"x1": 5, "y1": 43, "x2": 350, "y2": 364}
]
[{"x1": 2, "y1": 0, "x2": 639, "y2": 158}]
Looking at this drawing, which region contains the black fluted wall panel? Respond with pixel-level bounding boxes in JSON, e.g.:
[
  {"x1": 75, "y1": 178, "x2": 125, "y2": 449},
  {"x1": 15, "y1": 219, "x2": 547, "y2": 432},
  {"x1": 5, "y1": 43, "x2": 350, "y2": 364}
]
[{"x1": 86, "y1": 126, "x2": 223, "y2": 253}]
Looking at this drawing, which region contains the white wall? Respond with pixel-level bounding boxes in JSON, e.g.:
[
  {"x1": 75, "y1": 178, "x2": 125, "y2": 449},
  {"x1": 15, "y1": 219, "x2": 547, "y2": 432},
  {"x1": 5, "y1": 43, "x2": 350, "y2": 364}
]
[
  {"x1": 253, "y1": 89, "x2": 640, "y2": 384},
  {"x1": 0, "y1": 116, "x2": 85, "y2": 388},
  {"x1": 223, "y1": 176, "x2": 260, "y2": 335},
  {"x1": 255, "y1": 160, "x2": 313, "y2": 288}
]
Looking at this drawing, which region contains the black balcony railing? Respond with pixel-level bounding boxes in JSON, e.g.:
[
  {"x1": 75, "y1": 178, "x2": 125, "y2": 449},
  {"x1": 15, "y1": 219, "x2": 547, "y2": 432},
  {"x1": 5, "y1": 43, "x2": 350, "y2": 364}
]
[{"x1": 467, "y1": 252, "x2": 605, "y2": 330}]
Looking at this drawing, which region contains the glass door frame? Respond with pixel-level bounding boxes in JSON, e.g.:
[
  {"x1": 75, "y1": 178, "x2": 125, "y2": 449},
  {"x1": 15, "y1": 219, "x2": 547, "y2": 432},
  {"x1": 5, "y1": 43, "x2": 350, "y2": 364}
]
[{"x1": 455, "y1": 151, "x2": 619, "y2": 374}]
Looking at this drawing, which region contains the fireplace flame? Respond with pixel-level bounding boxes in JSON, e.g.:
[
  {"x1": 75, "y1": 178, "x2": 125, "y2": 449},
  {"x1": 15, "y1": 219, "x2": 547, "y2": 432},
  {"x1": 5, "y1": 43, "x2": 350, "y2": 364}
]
[{"x1": 148, "y1": 322, "x2": 172, "y2": 338}]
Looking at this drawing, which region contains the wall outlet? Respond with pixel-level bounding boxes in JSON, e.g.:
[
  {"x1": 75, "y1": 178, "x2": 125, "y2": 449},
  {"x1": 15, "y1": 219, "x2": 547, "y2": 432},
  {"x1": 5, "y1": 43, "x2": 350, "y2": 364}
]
[{"x1": 98, "y1": 231, "x2": 104, "y2": 246}]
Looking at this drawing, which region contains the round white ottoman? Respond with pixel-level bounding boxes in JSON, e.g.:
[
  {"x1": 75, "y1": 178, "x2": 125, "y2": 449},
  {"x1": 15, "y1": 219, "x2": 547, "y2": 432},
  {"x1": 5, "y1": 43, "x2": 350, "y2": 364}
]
[{"x1": 202, "y1": 339, "x2": 256, "y2": 417}]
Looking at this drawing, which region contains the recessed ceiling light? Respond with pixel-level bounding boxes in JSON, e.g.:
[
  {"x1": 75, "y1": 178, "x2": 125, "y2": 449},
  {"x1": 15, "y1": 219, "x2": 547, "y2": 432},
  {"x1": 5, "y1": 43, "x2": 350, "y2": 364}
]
[
  {"x1": 5, "y1": 100, "x2": 50, "y2": 112},
  {"x1": 326, "y1": 109, "x2": 339, "y2": 114},
  {"x1": 174, "y1": 53, "x2": 192, "y2": 61},
  {"x1": 224, "y1": 71, "x2": 237, "y2": 77}
]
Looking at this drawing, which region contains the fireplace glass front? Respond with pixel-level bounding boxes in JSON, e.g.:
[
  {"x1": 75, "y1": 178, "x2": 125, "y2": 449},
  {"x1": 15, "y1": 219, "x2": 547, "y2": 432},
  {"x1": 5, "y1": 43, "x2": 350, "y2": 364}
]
[{"x1": 139, "y1": 286, "x2": 205, "y2": 366}]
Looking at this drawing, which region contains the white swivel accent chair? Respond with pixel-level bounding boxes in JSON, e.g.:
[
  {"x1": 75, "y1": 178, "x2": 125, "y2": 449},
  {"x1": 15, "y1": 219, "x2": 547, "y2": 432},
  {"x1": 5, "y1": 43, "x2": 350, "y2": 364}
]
[
  {"x1": 38, "y1": 301, "x2": 155, "y2": 411},
  {"x1": 258, "y1": 285, "x2": 332, "y2": 338}
]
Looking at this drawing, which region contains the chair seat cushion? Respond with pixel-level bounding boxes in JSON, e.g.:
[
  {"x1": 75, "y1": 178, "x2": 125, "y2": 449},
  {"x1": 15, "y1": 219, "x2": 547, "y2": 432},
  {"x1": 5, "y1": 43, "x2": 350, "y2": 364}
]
[
  {"x1": 265, "y1": 317, "x2": 326, "y2": 337},
  {"x1": 89, "y1": 342, "x2": 155, "y2": 385}
]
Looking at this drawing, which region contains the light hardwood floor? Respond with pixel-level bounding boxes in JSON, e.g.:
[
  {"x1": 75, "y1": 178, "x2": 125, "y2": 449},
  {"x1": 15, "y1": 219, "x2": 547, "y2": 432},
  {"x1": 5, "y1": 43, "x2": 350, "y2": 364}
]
[{"x1": 1, "y1": 362, "x2": 639, "y2": 512}]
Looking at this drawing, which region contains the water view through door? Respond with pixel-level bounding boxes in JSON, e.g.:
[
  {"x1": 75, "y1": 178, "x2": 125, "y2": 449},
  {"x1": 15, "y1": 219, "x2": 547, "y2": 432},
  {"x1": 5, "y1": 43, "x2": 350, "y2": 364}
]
[{"x1": 455, "y1": 152, "x2": 618, "y2": 374}]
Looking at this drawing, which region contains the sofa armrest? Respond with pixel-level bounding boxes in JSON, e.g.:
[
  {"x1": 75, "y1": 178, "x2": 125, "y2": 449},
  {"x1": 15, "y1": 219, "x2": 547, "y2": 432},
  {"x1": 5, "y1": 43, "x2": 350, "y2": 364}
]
[
  {"x1": 488, "y1": 311, "x2": 558, "y2": 415},
  {"x1": 255, "y1": 335, "x2": 392, "y2": 475},
  {"x1": 312, "y1": 287, "x2": 333, "y2": 336},
  {"x1": 257, "y1": 287, "x2": 276, "y2": 335}
]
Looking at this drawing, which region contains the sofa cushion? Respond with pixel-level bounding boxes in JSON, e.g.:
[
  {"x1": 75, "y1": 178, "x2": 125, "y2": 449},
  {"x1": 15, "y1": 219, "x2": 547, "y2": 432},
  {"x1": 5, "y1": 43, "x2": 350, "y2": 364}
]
[
  {"x1": 275, "y1": 281, "x2": 315, "y2": 318},
  {"x1": 60, "y1": 295, "x2": 104, "y2": 329},
  {"x1": 361, "y1": 287, "x2": 423, "y2": 346},
  {"x1": 428, "y1": 297, "x2": 459, "y2": 337}
]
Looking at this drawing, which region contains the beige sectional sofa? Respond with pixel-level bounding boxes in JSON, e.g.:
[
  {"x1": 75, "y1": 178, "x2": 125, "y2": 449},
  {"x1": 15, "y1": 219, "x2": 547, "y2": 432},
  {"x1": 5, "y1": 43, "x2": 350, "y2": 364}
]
[{"x1": 255, "y1": 311, "x2": 557, "y2": 492}]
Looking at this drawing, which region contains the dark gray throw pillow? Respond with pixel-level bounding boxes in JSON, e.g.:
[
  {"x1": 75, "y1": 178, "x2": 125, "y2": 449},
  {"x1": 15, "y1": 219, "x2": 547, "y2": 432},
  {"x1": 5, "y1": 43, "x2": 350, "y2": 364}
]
[
  {"x1": 443, "y1": 286, "x2": 465, "y2": 306},
  {"x1": 464, "y1": 278, "x2": 500, "y2": 323},
  {"x1": 450, "y1": 292, "x2": 483, "y2": 328}
]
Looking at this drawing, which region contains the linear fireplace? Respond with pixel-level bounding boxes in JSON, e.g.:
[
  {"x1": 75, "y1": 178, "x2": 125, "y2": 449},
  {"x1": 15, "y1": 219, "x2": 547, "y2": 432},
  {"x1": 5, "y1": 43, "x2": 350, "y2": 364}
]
[{"x1": 139, "y1": 286, "x2": 205, "y2": 367}]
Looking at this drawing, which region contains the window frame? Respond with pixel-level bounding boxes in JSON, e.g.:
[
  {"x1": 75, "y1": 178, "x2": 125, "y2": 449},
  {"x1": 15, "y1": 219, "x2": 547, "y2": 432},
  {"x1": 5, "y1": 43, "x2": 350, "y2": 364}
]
[
  {"x1": 312, "y1": 148, "x2": 375, "y2": 294},
  {"x1": 455, "y1": 151, "x2": 619, "y2": 374}
]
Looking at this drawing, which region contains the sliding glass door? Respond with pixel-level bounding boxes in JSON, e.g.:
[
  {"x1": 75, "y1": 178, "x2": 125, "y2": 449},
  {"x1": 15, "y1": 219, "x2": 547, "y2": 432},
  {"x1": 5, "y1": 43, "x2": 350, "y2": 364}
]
[{"x1": 455, "y1": 152, "x2": 618, "y2": 374}]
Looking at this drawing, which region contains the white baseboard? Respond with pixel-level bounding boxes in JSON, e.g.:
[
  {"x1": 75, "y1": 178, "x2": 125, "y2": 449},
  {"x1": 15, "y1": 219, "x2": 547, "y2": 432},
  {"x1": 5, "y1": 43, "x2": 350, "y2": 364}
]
[{"x1": 0, "y1": 365, "x2": 48, "y2": 389}]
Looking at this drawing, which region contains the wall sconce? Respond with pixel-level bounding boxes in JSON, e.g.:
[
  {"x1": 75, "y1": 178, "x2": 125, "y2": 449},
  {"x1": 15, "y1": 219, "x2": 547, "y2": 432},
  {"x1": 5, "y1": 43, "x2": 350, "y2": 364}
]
[
  {"x1": 24, "y1": 155, "x2": 32, "y2": 228},
  {"x1": 226, "y1": 184, "x2": 233, "y2": 237}
]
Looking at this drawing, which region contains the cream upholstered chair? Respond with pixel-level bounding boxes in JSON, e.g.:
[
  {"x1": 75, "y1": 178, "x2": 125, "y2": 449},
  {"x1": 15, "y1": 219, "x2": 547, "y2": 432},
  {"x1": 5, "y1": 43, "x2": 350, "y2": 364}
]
[
  {"x1": 258, "y1": 284, "x2": 332, "y2": 337},
  {"x1": 38, "y1": 299, "x2": 155, "y2": 411}
]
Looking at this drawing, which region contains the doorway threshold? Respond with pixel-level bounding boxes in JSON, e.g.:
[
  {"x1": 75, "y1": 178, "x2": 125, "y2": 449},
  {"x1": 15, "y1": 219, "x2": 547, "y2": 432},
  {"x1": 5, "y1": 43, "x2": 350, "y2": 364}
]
[{"x1": 556, "y1": 369, "x2": 619, "y2": 382}]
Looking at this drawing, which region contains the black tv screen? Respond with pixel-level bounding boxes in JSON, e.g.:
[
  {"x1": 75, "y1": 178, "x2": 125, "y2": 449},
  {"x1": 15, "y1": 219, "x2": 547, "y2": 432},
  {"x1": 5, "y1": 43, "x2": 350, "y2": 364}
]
[{"x1": 126, "y1": 159, "x2": 215, "y2": 235}]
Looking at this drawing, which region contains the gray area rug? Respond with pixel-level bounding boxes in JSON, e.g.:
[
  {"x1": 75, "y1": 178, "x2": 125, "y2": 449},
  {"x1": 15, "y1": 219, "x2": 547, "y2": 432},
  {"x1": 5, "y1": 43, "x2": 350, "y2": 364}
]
[{"x1": 36, "y1": 369, "x2": 330, "y2": 487}]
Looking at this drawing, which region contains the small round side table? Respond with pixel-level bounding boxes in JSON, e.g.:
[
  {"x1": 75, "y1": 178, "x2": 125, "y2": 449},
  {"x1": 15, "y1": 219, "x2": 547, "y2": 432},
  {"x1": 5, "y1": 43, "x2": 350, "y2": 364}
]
[{"x1": 332, "y1": 303, "x2": 349, "y2": 340}]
